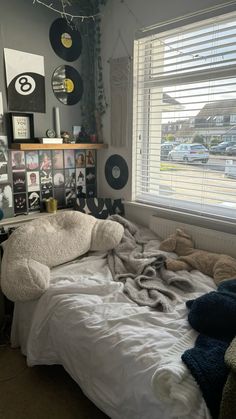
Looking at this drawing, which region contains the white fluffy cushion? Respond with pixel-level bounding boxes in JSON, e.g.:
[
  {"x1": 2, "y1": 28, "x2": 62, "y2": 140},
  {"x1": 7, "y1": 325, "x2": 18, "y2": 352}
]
[{"x1": 1, "y1": 211, "x2": 124, "y2": 302}]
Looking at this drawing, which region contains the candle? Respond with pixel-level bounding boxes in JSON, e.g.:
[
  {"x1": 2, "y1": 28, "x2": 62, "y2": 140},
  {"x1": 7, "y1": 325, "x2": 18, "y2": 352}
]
[{"x1": 54, "y1": 107, "x2": 61, "y2": 138}]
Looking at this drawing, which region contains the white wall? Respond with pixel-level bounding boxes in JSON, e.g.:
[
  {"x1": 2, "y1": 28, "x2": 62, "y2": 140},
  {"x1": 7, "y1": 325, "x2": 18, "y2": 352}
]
[{"x1": 98, "y1": 0, "x2": 234, "y2": 226}]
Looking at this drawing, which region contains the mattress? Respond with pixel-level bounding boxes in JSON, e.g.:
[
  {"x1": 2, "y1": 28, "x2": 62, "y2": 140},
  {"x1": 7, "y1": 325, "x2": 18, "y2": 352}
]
[{"x1": 11, "y1": 253, "x2": 215, "y2": 419}]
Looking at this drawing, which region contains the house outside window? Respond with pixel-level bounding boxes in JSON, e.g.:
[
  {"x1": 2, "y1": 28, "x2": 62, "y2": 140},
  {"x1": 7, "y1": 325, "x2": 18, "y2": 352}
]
[
  {"x1": 214, "y1": 115, "x2": 224, "y2": 126},
  {"x1": 132, "y1": 10, "x2": 236, "y2": 221},
  {"x1": 230, "y1": 114, "x2": 236, "y2": 125}
]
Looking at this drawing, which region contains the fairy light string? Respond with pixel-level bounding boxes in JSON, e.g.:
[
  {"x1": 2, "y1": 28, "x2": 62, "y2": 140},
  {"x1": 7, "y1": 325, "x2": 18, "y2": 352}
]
[{"x1": 32, "y1": 0, "x2": 101, "y2": 22}]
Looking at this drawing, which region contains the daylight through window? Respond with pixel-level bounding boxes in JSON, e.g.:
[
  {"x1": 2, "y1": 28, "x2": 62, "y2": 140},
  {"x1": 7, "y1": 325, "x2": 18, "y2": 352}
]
[{"x1": 133, "y1": 10, "x2": 236, "y2": 221}]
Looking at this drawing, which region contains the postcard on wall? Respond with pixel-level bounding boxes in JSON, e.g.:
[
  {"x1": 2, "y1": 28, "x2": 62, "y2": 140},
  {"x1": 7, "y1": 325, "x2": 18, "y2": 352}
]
[
  {"x1": 64, "y1": 150, "x2": 75, "y2": 169},
  {"x1": 52, "y1": 150, "x2": 64, "y2": 169},
  {"x1": 76, "y1": 168, "x2": 85, "y2": 186},
  {"x1": 27, "y1": 171, "x2": 40, "y2": 192},
  {"x1": 0, "y1": 135, "x2": 8, "y2": 149},
  {"x1": 40, "y1": 170, "x2": 53, "y2": 190},
  {"x1": 4, "y1": 48, "x2": 46, "y2": 113},
  {"x1": 86, "y1": 150, "x2": 95, "y2": 167},
  {"x1": 25, "y1": 151, "x2": 39, "y2": 171},
  {"x1": 0, "y1": 93, "x2": 3, "y2": 134},
  {"x1": 53, "y1": 170, "x2": 65, "y2": 188},
  {"x1": 13, "y1": 171, "x2": 26, "y2": 193},
  {"x1": 0, "y1": 183, "x2": 14, "y2": 218},
  {"x1": 28, "y1": 191, "x2": 40, "y2": 211},
  {"x1": 0, "y1": 136, "x2": 8, "y2": 182},
  {"x1": 11, "y1": 150, "x2": 25, "y2": 171},
  {"x1": 0, "y1": 162, "x2": 8, "y2": 182},
  {"x1": 14, "y1": 193, "x2": 27, "y2": 215}
]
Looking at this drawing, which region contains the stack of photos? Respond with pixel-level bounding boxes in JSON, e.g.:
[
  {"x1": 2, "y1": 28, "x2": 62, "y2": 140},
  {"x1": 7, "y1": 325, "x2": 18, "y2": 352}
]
[{"x1": 9, "y1": 148, "x2": 97, "y2": 216}]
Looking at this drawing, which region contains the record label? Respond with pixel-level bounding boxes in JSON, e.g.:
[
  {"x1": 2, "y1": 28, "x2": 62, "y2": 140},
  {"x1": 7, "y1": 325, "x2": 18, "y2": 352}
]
[
  {"x1": 50, "y1": 18, "x2": 82, "y2": 62},
  {"x1": 61, "y1": 33, "x2": 72, "y2": 48},
  {"x1": 52, "y1": 65, "x2": 83, "y2": 105},
  {"x1": 105, "y1": 155, "x2": 129, "y2": 190},
  {"x1": 64, "y1": 78, "x2": 74, "y2": 93}
]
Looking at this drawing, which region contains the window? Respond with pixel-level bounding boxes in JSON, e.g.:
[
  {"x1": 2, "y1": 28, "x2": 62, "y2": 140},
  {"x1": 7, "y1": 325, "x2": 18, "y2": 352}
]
[
  {"x1": 133, "y1": 10, "x2": 236, "y2": 221},
  {"x1": 214, "y1": 115, "x2": 224, "y2": 126},
  {"x1": 230, "y1": 114, "x2": 236, "y2": 125}
]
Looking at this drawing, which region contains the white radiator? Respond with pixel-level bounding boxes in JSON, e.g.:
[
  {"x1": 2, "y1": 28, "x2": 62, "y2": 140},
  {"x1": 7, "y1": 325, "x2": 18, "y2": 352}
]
[{"x1": 149, "y1": 216, "x2": 236, "y2": 258}]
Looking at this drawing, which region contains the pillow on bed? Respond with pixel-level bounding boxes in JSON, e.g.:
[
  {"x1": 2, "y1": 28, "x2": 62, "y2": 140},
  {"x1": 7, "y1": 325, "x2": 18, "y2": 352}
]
[
  {"x1": 75, "y1": 198, "x2": 125, "y2": 219},
  {"x1": 0, "y1": 211, "x2": 124, "y2": 302}
]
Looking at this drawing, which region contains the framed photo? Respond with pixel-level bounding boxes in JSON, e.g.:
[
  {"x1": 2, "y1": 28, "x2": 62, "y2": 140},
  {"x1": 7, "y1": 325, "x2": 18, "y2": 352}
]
[{"x1": 7, "y1": 112, "x2": 34, "y2": 145}]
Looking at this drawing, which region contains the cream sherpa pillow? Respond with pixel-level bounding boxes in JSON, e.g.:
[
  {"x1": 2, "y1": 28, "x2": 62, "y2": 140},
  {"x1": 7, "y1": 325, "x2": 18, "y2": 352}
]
[{"x1": 1, "y1": 211, "x2": 124, "y2": 302}]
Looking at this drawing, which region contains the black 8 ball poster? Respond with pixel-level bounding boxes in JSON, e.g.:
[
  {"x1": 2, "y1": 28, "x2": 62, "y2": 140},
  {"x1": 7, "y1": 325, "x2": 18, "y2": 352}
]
[{"x1": 4, "y1": 48, "x2": 46, "y2": 113}]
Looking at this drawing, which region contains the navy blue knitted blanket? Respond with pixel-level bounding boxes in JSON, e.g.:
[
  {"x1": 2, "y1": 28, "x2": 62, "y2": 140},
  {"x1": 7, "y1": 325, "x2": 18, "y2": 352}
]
[{"x1": 181, "y1": 279, "x2": 236, "y2": 419}]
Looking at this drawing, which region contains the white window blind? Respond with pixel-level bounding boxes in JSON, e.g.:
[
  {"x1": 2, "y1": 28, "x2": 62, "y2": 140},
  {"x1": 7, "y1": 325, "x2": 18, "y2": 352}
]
[{"x1": 133, "y1": 10, "x2": 236, "y2": 221}]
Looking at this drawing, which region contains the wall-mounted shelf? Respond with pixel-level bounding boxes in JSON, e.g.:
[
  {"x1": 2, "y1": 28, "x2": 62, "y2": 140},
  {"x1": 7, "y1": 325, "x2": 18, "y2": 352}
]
[{"x1": 11, "y1": 143, "x2": 108, "y2": 151}]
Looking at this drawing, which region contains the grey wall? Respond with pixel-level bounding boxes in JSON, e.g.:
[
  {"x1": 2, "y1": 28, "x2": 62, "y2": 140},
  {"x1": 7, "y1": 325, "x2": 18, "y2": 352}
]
[
  {"x1": 98, "y1": 0, "x2": 234, "y2": 226},
  {"x1": 0, "y1": 0, "x2": 82, "y2": 138}
]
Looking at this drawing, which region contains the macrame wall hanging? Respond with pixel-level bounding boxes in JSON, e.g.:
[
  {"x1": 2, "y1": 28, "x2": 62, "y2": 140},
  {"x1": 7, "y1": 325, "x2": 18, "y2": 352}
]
[{"x1": 109, "y1": 31, "x2": 131, "y2": 147}]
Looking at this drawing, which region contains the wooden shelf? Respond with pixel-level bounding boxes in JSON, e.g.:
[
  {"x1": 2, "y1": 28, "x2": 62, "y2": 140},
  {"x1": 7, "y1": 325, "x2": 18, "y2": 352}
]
[
  {"x1": 0, "y1": 209, "x2": 70, "y2": 227},
  {"x1": 11, "y1": 143, "x2": 108, "y2": 151}
]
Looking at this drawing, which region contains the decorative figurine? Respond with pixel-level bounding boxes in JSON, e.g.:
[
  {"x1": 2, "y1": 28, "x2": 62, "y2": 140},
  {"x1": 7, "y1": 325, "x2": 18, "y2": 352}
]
[
  {"x1": 61, "y1": 131, "x2": 71, "y2": 144},
  {"x1": 76, "y1": 126, "x2": 90, "y2": 143}
]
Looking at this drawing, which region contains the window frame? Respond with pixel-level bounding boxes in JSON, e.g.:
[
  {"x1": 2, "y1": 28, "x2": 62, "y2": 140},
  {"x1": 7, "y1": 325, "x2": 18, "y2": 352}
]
[{"x1": 132, "y1": 7, "x2": 236, "y2": 223}]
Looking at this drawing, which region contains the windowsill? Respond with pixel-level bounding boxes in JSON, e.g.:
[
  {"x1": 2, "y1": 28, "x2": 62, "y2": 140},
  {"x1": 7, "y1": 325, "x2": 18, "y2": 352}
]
[{"x1": 124, "y1": 200, "x2": 236, "y2": 235}]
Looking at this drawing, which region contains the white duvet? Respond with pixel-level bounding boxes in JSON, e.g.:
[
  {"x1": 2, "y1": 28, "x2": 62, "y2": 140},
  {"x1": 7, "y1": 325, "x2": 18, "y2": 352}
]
[{"x1": 11, "y1": 253, "x2": 215, "y2": 419}]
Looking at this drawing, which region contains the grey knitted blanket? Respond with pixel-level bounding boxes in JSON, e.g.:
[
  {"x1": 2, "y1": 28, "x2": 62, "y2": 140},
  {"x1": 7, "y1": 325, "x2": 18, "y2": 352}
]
[{"x1": 107, "y1": 215, "x2": 194, "y2": 312}]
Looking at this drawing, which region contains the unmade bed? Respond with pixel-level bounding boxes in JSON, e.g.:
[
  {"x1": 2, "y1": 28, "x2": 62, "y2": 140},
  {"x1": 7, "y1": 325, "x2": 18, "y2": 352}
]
[{"x1": 10, "y1": 249, "x2": 215, "y2": 419}]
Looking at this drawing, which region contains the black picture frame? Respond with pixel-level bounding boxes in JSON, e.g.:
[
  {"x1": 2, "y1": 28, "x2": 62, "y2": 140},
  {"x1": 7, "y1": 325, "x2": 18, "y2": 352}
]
[{"x1": 7, "y1": 112, "x2": 35, "y2": 146}]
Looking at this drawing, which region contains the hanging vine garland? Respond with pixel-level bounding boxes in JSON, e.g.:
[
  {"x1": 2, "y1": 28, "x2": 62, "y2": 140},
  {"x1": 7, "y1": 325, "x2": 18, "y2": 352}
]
[{"x1": 78, "y1": 0, "x2": 108, "y2": 137}]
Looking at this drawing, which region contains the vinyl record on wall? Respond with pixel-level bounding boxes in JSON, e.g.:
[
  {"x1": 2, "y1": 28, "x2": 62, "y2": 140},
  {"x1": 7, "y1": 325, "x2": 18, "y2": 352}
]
[
  {"x1": 4, "y1": 49, "x2": 46, "y2": 113},
  {"x1": 105, "y1": 154, "x2": 129, "y2": 190},
  {"x1": 52, "y1": 65, "x2": 83, "y2": 105},
  {"x1": 49, "y1": 18, "x2": 82, "y2": 62}
]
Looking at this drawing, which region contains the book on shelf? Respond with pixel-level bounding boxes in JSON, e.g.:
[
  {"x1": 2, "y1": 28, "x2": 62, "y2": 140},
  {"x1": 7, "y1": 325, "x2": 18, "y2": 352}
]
[{"x1": 39, "y1": 138, "x2": 63, "y2": 144}]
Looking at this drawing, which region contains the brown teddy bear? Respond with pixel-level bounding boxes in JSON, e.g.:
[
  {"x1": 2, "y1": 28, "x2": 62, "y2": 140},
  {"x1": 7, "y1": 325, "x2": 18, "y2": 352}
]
[{"x1": 159, "y1": 228, "x2": 236, "y2": 285}]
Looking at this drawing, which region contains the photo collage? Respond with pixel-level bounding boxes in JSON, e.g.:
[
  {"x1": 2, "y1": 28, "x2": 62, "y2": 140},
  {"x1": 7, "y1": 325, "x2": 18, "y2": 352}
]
[{"x1": 11, "y1": 149, "x2": 97, "y2": 215}]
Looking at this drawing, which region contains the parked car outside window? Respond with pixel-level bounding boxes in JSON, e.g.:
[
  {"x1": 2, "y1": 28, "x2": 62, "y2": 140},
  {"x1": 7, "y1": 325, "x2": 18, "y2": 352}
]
[
  {"x1": 225, "y1": 145, "x2": 236, "y2": 156},
  {"x1": 168, "y1": 143, "x2": 209, "y2": 163},
  {"x1": 209, "y1": 141, "x2": 236, "y2": 154},
  {"x1": 161, "y1": 143, "x2": 174, "y2": 160}
]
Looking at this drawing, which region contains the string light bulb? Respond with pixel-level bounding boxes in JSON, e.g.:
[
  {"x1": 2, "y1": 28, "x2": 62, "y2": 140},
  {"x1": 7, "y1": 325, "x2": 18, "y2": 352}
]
[{"x1": 32, "y1": 0, "x2": 101, "y2": 21}]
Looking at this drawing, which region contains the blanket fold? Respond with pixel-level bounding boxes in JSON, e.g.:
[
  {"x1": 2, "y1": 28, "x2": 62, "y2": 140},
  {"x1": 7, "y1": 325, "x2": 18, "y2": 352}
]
[
  {"x1": 181, "y1": 278, "x2": 236, "y2": 419},
  {"x1": 219, "y1": 337, "x2": 236, "y2": 419},
  {"x1": 151, "y1": 330, "x2": 208, "y2": 418},
  {"x1": 182, "y1": 335, "x2": 229, "y2": 419},
  {"x1": 107, "y1": 215, "x2": 194, "y2": 311}
]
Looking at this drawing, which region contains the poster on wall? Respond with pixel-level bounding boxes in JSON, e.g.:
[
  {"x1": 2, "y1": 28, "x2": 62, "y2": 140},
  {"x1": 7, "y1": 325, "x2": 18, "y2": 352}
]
[
  {"x1": 0, "y1": 136, "x2": 8, "y2": 182},
  {"x1": 0, "y1": 183, "x2": 14, "y2": 218},
  {"x1": 4, "y1": 48, "x2": 46, "y2": 113}
]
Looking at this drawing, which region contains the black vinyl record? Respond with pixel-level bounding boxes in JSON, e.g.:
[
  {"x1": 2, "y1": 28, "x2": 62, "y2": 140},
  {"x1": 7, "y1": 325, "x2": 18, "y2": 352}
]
[
  {"x1": 49, "y1": 18, "x2": 82, "y2": 62},
  {"x1": 52, "y1": 65, "x2": 83, "y2": 105},
  {"x1": 105, "y1": 155, "x2": 129, "y2": 190}
]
